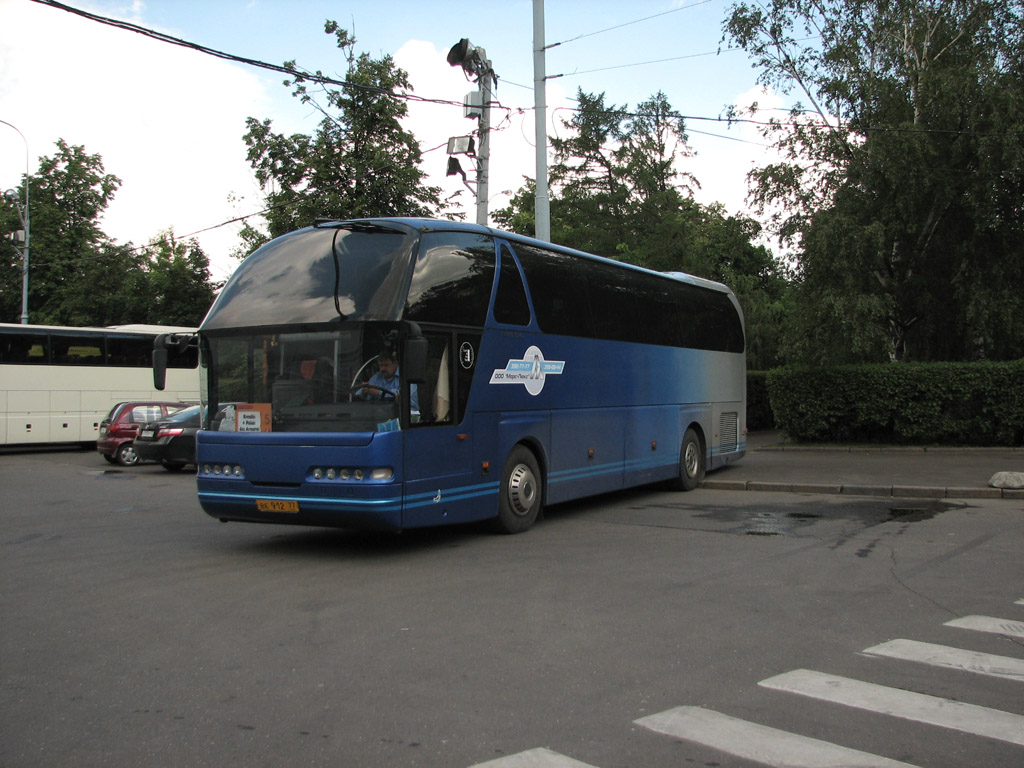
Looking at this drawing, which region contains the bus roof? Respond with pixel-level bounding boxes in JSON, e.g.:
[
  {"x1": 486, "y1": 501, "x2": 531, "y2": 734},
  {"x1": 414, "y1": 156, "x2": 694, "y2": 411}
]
[{"x1": 314, "y1": 217, "x2": 737, "y2": 296}]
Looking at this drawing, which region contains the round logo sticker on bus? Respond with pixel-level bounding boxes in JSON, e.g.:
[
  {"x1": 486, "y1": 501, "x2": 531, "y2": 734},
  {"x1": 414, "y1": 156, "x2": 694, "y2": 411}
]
[{"x1": 459, "y1": 342, "x2": 475, "y2": 370}]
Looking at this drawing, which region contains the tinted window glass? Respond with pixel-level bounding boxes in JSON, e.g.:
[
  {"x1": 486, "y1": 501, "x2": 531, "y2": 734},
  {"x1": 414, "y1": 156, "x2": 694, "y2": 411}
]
[
  {"x1": 513, "y1": 244, "x2": 592, "y2": 337},
  {"x1": 204, "y1": 224, "x2": 416, "y2": 330},
  {"x1": 493, "y1": 245, "x2": 531, "y2": 326},
  {"x1": 106, "y1": 334, "x2": 152, "y2": 367},
  {"x1": 584, "y1": 260, "x2": 639, "y2": 343},
  {"x1": 0, "y1": 330, "x2": 48, "y2": 363},
  {"x1": 404, "y1": 232, "x2": 495, "y2": 326},
  {"x1": 51, "y1": 334, "x2": 104, "y2": 365},
  {"x1": 634, "y1": 272, "x2": 682, "y2": 347}
]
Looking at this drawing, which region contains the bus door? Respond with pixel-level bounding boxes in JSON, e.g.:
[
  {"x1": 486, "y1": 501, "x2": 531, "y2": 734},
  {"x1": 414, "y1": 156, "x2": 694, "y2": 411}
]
[{"x1": 402, "y1": 332, "x2": 483, "y2": 528}]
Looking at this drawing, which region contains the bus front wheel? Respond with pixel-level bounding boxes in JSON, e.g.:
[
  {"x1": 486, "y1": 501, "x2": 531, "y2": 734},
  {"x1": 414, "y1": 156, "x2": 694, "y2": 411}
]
[
  {"x1": 674, "y1": 428, "x2": 705, "y2": 491},
  {"x1": 494, "y1": 445, "x2": 542, "y2": 534}
]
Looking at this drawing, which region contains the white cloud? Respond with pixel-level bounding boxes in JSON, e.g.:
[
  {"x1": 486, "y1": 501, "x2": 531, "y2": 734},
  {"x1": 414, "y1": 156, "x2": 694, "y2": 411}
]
[{"x1": 0, "y1": 0, "x2": 269, "y2": 281}]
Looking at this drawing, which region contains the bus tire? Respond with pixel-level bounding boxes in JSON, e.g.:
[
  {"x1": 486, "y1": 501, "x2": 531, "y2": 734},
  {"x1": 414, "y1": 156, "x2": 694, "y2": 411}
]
[
  {"x1": 675, "y1": 427, "x2": 705, "y2": 491},
  {"x1": 494, "y1": 445, "x2": 542, "y2": 534}
]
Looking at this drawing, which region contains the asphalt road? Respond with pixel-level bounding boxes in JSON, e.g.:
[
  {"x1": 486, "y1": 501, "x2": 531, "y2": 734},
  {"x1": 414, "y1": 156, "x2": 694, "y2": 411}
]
[{"x1": 2, "y1": 447, "x2": 1023, "y2": 768}]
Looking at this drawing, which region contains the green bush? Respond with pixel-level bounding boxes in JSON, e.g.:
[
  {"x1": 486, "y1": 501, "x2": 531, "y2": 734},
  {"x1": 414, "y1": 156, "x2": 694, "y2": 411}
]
[
  {"x1": 765, "y1": 361, "x2": 1024, "y2": 445},
  {"x1": 746, "y1": 371, "x2": 775, "y2": 430}
]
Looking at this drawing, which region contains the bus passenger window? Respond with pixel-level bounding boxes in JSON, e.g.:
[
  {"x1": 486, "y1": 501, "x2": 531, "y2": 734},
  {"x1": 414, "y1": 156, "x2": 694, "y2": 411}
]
[
  {"x1": 405, "y1": 233, "x2": 495, "y2": 327},
  {"x1": 493, "y1": 246, "x2": 531, "y2": 325}
]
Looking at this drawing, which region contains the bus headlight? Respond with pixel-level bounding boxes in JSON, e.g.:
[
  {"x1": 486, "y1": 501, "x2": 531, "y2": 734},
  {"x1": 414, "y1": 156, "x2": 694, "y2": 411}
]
[
  {"x1": 201, "y1": 464, "x2": 243, "y2": 478},
  {"x1": 309, "y1": 466, "x2": 393, "y2": 482}
]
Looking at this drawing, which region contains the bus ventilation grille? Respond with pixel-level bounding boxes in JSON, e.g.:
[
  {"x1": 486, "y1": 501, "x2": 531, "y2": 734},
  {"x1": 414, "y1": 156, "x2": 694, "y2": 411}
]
[{"x1": 720, "y1": 412, "x2": 739, "y2": 452}]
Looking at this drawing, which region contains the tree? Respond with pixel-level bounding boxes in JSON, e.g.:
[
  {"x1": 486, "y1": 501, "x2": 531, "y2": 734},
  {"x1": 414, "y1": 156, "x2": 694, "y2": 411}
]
[
  {"x1": 0, "y1": 139, "x2": 144, "y2": 325},
  {"x1": 142, "y1": 231, "x2": 216, "y2": 326},
  {"x1": 0, "y1": 140, "x2": 218, "y2": 327},
  {"x1": 724, "y1": 0, "x2": 1024, "y2": 363},
  {"x1": 241, "y1": 21, "x2": 447, "y2": 248}
]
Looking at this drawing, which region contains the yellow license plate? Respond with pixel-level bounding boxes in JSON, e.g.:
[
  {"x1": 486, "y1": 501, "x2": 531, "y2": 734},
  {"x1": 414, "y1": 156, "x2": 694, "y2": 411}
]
[{"x1": 256, "y1": 499, "x2": 299, "y2": 513}]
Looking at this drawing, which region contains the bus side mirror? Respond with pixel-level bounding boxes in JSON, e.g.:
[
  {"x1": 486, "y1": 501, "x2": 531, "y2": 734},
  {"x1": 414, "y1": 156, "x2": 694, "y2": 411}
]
[
  {"x1": 153, "y1": 335, "x2": 168, "y2": 391},
  {"x1": 404, "y1": 335, "x2": 428, "y2": 385}
]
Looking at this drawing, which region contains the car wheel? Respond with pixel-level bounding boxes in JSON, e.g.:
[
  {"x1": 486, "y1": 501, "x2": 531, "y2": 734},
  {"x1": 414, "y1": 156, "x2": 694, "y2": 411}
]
[
  {"x1": 492, "y1": 445, "x2": 542, "y2": 534},
  {"x1": 116, "y1": 442, "x2": 140, "y2": 467},
  {"x1": 161, "y1": 461, "x2": 187, "y2": 472},
  {"x1": 673, "y1": 427, "x2": 705, "y2": 491}
]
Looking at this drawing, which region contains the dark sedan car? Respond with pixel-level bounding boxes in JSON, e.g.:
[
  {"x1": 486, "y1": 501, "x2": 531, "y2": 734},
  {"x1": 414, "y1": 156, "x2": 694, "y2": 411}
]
[{"x1": 133, "y1": 405, "x2": 202, "y2": 471}]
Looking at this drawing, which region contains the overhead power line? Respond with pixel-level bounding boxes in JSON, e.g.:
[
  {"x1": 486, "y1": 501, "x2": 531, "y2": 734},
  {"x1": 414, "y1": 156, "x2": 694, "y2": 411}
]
[
  {"x1": 547, "y1": 0, "x2": 718, "y2": 48},
  {"x1": 30, "y1": 0, "x2": 466, "y2": 109}
]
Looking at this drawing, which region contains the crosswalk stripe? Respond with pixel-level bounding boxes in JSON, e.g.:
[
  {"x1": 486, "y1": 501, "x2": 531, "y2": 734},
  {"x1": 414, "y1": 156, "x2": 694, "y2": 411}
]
[
  {"x1": 944, "y1": 615, "x2": 1024, "y2": 638},
  {"x1": 468, "y1": 748, "x2": 599, "y2": 768},
  {"x1": 636, "y1": 706, "x2": 918, "y2": 767},
  {"x1": 760, "y1": 669, "x2": 1024, "y2": 746},
  {"x1": 863, "y1": 639, "x2": 1024, "y2": 682}
]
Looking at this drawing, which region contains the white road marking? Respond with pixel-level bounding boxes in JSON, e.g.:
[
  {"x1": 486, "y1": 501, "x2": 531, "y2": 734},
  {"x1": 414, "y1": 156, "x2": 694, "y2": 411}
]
[
  {"x1": 945, "y1": 615, "x2": 1024, "y2": 638},
  {"x1": 760, "y1": 669, "x2": 1024, "y2": 746},
  {"x1": 469, "y1": 747, "x2": 599, "y2": 768},
  {"x1": 636, "y1": 706, "x2": 918, "y2": 767},
  {"x1": 863, "y1": 639, "x2": 1024, "y2": 681}
]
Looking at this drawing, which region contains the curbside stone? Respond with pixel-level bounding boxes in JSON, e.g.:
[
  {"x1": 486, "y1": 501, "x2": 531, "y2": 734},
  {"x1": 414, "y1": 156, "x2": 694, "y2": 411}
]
[
  {"x1": 699, "y1": 479, "x2": 748, "y2": 491},
  {"x1": 946, "y1": 486, "x2": 1004, "y2": 500},
  {"x1": 841, "y1": 485, "x2": 893, "y2": 497},
  {"x1": 893, "y1": 485, "x2": 947, "y2": 499}
]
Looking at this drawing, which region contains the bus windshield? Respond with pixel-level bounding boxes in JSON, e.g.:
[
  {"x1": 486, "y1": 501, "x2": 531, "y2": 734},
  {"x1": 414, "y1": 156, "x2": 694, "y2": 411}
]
[
  {"x1": 202, "y1": 222, "x2": 417, "y2": 330},
  {"x1": 203, "y1": 322, "x2": 414, "y2": 435}
]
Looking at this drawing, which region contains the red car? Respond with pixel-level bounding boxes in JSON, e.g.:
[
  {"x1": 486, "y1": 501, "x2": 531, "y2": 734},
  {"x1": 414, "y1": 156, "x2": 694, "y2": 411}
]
[{"x1": 97, "y1": 401, "x2": 190, "y2": 466}]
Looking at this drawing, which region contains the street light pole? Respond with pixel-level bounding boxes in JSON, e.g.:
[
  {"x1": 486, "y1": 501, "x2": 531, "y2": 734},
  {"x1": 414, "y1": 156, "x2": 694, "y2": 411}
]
[
  {"x1": 447, "y1": 39, "x2": 496, "y2": 227},
  {"x1": 1, "y1": 119, "x2": 30, "y2": 324},
  {"x1": 533, "y1": 0, "x2": 551, "y2": 242}
]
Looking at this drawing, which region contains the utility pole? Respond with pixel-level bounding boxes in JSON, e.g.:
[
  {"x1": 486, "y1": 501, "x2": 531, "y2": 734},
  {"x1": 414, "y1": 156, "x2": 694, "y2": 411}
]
[
  {"x1": 447, "y1": 38, "x2": 497, "y2": 227},
  {"x1": 1, "y1": 119, "x2": 30, "y2": 324},
  {"x1": 533, "y1": 0, "x2": 550, "y2": 242}
]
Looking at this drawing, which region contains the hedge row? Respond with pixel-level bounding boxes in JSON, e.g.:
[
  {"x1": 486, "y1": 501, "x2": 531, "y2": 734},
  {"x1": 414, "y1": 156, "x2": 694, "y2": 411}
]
[
  {"x1": 746, "y1": 371, "x2": 775, "y2": 431},
  {"x1": 760, "y1": 360, "x2": 1024, "y2": 446}
]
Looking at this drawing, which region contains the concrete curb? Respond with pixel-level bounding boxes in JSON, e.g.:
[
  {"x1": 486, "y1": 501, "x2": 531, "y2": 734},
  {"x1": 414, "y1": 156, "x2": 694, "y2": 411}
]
[
  {"x1": 756, "y1": 445, "x2": 1023, "y2": 455},
  {"x1": 698, "y1": 479, "x2": 1018, "y2": 500}
]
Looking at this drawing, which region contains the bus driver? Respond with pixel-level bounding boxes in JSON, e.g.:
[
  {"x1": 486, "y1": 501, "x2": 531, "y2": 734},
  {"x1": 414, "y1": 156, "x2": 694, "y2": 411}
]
[{"x1": 357, "y1": 350, "x2": 420, "y2": 413}]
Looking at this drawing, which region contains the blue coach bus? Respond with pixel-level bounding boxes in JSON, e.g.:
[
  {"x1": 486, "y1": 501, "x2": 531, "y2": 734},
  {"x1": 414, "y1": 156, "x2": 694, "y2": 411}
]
[{"x1": 155, "y1": 218, "x2": 745, "y2": 533}]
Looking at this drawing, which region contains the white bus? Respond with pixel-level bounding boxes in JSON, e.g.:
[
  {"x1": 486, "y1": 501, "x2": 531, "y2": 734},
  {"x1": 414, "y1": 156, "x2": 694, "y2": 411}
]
[{"x1": 0, "y1": 323, "x2": 199, "y2": 446}]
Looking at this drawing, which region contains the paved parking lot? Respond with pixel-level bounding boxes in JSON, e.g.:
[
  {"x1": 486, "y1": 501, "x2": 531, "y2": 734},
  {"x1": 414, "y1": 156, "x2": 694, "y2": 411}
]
[{"x1": 2, "y1": 447, "x2": 1023, "y2": 767}]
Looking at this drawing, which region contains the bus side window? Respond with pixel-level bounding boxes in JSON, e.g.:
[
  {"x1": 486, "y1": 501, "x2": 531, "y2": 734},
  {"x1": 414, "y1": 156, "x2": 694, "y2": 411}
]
[
  {"x1": 405, "y1": 233, "x2": 495, "y2": 327},
  {"x1": 493, "y1": 245, "x2": 531, "y2": 325}
]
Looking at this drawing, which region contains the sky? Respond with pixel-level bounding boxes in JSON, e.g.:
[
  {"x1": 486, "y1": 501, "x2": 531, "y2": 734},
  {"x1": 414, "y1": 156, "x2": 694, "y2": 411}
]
[{"x1": 0, "y1": 0, "x2": 784, "y2": 284}]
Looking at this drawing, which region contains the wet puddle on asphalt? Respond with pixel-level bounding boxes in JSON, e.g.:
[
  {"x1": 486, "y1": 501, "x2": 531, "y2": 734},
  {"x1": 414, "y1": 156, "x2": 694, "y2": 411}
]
[
  {"x1": 720, "y1": 499, "x2": 963, "y2": 537},
  {"x1": 605, "y1": 496, "x2": 967, "y2": 538}
]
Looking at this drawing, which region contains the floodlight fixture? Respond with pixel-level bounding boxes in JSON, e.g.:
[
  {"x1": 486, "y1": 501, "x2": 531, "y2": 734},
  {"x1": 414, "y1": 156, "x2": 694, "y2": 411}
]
[
  {"x1": 447, "y1": 136, "x2": 475, "y2": 155},
  {"x1": 447, "y1": 38, "x2": 478, "y2": 74}
]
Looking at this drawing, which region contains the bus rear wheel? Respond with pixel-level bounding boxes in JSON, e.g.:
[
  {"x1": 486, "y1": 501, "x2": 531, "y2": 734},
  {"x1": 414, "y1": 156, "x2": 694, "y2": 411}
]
[
  {"x1": 674, "y1": 427, "x2": 705, "y2": 491},
  {"x1": 494, "y1": 445, "x2": 542, "y2": 534}
]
